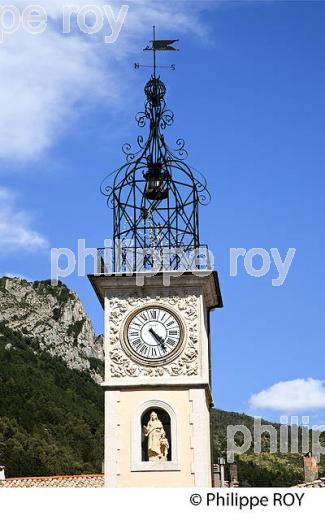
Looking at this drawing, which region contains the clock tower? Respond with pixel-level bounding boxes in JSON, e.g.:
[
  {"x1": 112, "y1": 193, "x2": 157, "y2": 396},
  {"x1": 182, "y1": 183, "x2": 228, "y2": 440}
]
[{"x1": 89, "y1": 31, "x2": 222, "y2": 487}]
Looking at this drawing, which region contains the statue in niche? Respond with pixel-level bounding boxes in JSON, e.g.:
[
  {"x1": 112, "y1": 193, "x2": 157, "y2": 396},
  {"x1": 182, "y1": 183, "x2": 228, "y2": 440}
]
[{"x1": 143, "y1": 411, "x2": 169, "y2": 461}]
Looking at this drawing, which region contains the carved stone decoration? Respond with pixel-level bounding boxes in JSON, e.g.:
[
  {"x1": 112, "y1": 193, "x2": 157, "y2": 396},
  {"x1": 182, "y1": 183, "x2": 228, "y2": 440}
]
[
  {"x1": 143, "y1": 411, "x2": 169, "y2": 462},
  {"x1": 107, "y1": 289, "x2": 200, "y2": 378}
]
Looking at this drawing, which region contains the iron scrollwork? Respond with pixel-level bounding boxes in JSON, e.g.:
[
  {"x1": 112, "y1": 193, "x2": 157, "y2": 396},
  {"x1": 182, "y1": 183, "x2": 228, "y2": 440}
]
[{"x1": 100, "y1": 75, "x2": 211, "y2": 272}]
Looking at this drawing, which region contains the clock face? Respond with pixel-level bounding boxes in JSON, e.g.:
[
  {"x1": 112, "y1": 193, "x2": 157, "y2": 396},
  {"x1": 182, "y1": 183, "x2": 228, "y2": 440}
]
[{"x1": 125, "y1": 306, "x2": 183, "y2": 363}]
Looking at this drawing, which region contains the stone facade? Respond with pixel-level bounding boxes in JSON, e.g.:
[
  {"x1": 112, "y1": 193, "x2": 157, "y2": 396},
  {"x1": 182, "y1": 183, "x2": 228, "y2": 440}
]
[{"x1": 106, "y1": 288, "x2": 200, "y2": 380}]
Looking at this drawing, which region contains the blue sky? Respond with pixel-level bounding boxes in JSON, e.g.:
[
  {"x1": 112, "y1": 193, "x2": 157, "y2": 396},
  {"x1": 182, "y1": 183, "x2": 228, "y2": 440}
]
[{"x1": 0, "y1": 1, "x2": 325, "y2": 426}]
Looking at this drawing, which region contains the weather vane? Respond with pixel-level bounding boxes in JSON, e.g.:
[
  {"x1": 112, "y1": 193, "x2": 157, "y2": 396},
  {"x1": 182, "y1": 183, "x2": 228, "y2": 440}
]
[{"x1": 134, "y1": 26, "x2": 179, "y2": 76}]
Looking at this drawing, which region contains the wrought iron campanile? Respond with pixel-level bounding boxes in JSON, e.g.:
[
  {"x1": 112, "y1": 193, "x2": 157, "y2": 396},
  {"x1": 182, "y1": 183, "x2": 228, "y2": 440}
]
[{"x1": 101, "y1": 29, "x2": 210, "y2": 272}]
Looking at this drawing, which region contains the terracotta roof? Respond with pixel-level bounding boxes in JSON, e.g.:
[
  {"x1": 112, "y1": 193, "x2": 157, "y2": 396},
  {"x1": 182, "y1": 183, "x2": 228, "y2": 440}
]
[
  {"x1": 295, "y1": 477, "x2": 325, "y2": 488},
  {"x1": 0, "y1": 474, "x2": 104, "y2": 488}
]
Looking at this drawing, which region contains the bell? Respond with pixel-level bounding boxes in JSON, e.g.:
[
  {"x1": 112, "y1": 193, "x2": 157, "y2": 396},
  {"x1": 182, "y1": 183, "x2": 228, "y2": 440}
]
[{"x1": 144, "y1": 162, "x2": 168, "y2": 201}]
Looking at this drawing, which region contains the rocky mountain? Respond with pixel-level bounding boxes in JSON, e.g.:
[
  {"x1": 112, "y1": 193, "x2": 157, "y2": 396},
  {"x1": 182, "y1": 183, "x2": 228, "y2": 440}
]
[{"x1": 0, "y1": 277, "x2": 103, "y2": 381}]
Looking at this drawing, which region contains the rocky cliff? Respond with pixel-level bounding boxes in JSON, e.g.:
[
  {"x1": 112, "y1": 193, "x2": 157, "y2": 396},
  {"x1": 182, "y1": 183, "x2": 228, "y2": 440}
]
[{"x1": 0, "y1": 277, "x2": 103, "y2": 381}]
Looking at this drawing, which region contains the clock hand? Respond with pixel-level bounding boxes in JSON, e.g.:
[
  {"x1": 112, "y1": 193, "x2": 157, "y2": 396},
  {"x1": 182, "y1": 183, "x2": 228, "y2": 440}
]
[{"x1": 148, "y1": 327, "x2": 166, "y2": 349}]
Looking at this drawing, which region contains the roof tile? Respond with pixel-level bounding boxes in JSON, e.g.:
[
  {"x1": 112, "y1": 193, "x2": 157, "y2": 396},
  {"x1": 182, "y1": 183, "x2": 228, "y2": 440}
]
[{"x1": 0, "y1": 474, "x2": 104, "y2": 488}]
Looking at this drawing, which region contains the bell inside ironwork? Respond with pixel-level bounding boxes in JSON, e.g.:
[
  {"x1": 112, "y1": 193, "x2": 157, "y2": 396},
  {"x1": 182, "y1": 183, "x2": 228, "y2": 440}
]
[{"x1": 144, "y1": 162, "x2": 168, "y2": 201}]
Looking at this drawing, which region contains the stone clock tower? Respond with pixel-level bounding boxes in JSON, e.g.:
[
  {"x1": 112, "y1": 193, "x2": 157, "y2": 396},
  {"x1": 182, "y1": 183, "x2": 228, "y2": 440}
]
[{"x1": 89, "y1": 31, "x2": 222, "y2": 487}]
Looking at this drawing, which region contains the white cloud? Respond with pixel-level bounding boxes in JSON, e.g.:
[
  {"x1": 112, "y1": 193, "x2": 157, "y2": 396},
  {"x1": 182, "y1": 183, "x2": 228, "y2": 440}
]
[
  {"x1": 0, "y1": 27, "x2": 108, "y2": 161},
  {"x1": 249, "y1": 378, "x2": 325, "y2": 411},
  {"x1": 0, "y1": 188, "x2": 48, "y2": 251},
  {"x1": 0, "y1": 1, "x2": 211, "y2": 163}
]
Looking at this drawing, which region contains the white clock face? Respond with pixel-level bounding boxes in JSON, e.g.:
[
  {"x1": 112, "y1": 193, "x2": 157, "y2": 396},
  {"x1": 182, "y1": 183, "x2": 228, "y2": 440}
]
[{"x1": 126, "y1": 306, "x2": 182, "y2": 362}]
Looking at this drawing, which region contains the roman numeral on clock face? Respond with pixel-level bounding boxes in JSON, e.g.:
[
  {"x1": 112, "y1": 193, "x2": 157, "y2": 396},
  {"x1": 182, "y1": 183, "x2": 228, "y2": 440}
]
[
  {"x1": 127, "y1": 307, "x2": 182, "y2": 361},
  {"x1": 131, "y1": 338, "x2": 142, "y2": 349},
  {"x1": 138, "y1": 344, "x2": 148, "y2": 355}
]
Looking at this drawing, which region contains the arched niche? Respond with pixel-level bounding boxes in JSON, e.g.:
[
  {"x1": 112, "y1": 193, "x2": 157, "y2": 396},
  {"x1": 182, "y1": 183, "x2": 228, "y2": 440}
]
[
  {"x1": 141, "y1": 407, "x2": 172, "y2": 462},
  {"x1": 131, "y1": 399, "x2": 180, "y2": 472}
]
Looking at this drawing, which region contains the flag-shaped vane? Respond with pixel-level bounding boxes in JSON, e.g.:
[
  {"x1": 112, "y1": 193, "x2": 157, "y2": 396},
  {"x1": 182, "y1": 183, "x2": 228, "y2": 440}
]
[
  {"x1": 135, "y1": 28, "x2": 179, "y2": 74},
  {"x1": 144, "y1": 39, "x2": 179, "y2": 52}
]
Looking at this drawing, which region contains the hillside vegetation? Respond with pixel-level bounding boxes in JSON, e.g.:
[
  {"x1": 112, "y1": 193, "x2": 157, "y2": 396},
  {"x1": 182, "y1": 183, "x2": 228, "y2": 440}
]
[
  {"x1": 0, "y1": 323, "x2": 103, "y2": 477},
  {"x1": 212, "y1": 410, "x2": 325, "y2": 486}
]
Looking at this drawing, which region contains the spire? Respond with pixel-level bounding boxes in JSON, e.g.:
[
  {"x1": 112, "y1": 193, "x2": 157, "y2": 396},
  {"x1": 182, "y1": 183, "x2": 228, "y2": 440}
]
[{"x1": 101, "y1": 29, "x2": 210, "y2": 273}]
